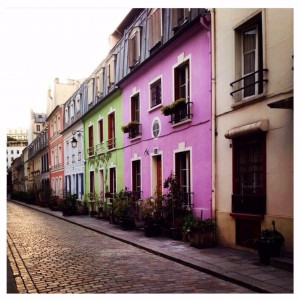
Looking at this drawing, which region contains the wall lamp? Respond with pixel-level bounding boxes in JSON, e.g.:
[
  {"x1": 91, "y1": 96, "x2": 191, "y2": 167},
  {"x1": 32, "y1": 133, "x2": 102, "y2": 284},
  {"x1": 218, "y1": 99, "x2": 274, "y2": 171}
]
[{"x1": 71, "y1": 130, "x2": 83, "y2": 148}]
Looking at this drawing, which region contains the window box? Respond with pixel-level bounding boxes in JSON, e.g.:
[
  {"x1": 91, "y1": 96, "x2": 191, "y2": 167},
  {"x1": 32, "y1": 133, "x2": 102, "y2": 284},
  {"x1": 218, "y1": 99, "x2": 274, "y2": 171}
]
[{"x1": 160, "y1": 98, "x2": 186, "y2": 116}]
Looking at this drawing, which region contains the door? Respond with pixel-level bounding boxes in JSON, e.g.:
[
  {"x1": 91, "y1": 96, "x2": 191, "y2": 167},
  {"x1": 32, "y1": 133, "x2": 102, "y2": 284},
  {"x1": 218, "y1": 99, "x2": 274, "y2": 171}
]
[{"x1": 156, "y1": 155, "x2": 162, "y2": 196}]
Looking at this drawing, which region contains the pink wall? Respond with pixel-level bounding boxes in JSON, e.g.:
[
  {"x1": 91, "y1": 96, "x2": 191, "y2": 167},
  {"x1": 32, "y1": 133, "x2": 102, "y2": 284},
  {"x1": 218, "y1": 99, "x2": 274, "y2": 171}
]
[{"x1": 120, "y1": 24, "x2": 212, "y2": 218}]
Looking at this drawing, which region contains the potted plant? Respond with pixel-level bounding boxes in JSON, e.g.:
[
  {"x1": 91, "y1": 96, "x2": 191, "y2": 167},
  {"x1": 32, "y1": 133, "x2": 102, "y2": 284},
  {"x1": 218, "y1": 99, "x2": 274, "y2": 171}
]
[
  {"x1": 255, "y1": 220, "x2": 284, "y2": 265},
  {"x1": 113, "y1": 189, "x2": 136, "y2": 230},
  {"x1": 121, "y1": 121, "x2": 140, "y2": 133},
  {"x1": 61, "y1": 193, "x2": 78, "y2": 216},
  {"x1": 139, "y1": 197, "x2": 162, "y2": 237},
  {"x1": 160, "y1": 98, "x2": 186, "y2": 116},
  {"x1": 163, "y1": 172, "x2": 184, "y2": 240},
  {"x1": 183, "y1": 210, "x2": 216, "y2": 248}
]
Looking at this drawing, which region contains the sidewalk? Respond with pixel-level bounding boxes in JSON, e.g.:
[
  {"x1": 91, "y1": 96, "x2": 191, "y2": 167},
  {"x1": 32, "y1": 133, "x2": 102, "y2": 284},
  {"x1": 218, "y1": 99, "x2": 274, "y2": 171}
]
[{"x1": 8, "y1": 200, "x2": 293, "y2": 293}]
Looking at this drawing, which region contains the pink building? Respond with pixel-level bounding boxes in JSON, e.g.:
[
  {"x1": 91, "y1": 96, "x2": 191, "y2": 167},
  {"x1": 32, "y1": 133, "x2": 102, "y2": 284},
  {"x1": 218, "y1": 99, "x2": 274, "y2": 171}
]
[{"x1": 119, "y1": 11, "x2": 212, "y2": 218}]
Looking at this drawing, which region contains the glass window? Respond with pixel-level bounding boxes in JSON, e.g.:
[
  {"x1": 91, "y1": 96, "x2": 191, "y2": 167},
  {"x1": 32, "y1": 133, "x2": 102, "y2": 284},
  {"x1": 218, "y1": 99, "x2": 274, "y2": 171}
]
[{"x1": 150, "y1": 79, "x2": 162, "y2": 108}]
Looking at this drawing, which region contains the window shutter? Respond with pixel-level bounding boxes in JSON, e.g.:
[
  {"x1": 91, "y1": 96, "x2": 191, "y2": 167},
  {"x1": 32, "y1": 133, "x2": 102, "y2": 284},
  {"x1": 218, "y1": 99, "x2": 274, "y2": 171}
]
[
  {"x1": 172, "y1": 9, "x2": 178, "y2": 29},
  {"x1": 128, "y1": 37, "x2": 134, "y2": 67},
  {"x1": 76, "y1": 174, "x2": 78, "y2": 196}
]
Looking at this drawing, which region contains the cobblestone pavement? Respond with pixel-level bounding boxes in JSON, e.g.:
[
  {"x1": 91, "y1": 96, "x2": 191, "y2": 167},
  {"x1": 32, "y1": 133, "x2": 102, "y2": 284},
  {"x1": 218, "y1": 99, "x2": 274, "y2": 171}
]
[{"x1": 7, "y1": 202, "x2": 254, "y2": 294}]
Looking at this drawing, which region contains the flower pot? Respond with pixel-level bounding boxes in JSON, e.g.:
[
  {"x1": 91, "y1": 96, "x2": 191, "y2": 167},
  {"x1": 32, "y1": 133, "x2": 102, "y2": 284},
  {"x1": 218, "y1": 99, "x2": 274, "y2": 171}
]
[
  {"x1": 256, "y1": 242, "x2": 282, "y2": 265},
  {"x1": 189, "y1": 231, "x2": 216, "y2": 248}
]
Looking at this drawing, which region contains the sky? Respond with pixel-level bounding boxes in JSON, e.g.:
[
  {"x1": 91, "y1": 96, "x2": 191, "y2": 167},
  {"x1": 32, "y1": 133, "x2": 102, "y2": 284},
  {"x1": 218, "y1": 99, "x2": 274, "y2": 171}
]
[
  {"x1": 1, "y1": 0, "x2": 298, "y2": 130},
  {"x1": 0, "y1": 0, "x2": 131, "y2": 129}
]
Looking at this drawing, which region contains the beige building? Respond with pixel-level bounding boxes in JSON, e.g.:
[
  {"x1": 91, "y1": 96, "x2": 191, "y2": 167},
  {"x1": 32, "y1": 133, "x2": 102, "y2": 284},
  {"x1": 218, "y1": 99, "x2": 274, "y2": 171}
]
[
  {"x1": 213, "y1": 9, "x2": 293, "y2": 253},
  {"x1": 47, "y1": 78, "x2": 82, "y2": 116}
]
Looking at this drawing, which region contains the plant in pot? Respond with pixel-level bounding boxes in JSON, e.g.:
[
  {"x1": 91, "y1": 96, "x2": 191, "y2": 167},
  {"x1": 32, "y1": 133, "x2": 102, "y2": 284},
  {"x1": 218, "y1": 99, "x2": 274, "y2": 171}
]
[
  {"x1": 139, "y1": 197, "x2": 162, "y2": 237},
  {"x1": 113, "y1": 189, "x2": 135, "y2": 230},
  {"x1": 61, "y1": 193, "x2": 78, "y2": 216},
  {"x1": 163, "y1": 172, "x2": 183, "y2": 240},
  {"x1": 183, "y1": 210, "x2": 216, "y2": 248},
  {"x1": 121, "y1": 121, "x2": 140, "y2": 133},
  {"x1": 160, "y1": 98, "x2": 186, "y2": 116},
  {"x1": 255, "y1": 220, "x2": 284, "y2": 265}
]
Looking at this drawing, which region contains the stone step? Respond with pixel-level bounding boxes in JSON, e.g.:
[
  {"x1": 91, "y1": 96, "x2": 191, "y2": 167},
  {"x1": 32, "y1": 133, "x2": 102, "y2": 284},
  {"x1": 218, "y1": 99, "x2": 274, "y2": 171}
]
[{"x1": 270, "y1": 256, "x2": 293, "y2": 272}]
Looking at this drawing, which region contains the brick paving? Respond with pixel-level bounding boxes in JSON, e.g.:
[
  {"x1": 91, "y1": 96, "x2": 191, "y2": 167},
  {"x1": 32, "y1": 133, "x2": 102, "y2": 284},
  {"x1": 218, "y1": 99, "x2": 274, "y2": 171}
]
[{"x1": 7, "y1": 202, "x2": 253, "y2": 294}]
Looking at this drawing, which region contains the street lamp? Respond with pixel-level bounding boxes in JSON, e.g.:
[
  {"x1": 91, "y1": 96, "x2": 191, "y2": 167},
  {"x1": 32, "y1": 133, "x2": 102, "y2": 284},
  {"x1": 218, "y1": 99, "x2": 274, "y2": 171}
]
[{"x1": 71, "y1": 130, "x2": 83, "y2": 148}]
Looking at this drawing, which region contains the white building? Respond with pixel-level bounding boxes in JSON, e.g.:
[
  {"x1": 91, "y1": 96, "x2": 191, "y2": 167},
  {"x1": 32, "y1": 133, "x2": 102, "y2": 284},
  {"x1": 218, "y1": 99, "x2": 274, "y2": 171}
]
[{"x1": 7, "y1": 128, "x2": 28, "y2": 171}]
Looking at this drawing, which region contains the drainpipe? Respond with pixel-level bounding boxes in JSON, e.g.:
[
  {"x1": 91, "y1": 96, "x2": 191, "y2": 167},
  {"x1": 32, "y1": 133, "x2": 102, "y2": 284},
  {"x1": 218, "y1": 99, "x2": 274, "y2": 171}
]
[{"x1": 210, "y1": 9, "x2": 216, "y2": 220}]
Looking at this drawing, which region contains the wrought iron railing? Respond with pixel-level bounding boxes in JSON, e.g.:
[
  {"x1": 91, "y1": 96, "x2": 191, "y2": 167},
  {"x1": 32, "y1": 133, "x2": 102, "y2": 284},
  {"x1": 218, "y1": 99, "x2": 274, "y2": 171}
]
[
  {"x1": 170, "y1": 101, "x2": 192, "y2": 124},
  {"x1": 87, "y1": 146, "x2": 95, "y2": 157},
  {"x1": 128, "y1": 124, "x2": 142, "y2": 139},
  {"x1": 230, "y1": 69, "x2": 268, "y2": 101},
  {"x1": 107, "y1": 138, "x2": 116, "y2": 150}
]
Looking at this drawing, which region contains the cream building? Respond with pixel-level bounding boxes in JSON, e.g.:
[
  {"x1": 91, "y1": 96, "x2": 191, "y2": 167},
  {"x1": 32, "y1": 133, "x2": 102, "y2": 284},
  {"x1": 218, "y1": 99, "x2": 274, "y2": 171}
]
[
  {"x1": 213, "y1": 9, "x2": 293, "y2": 253},
  {"x1": 47, "y1": 78, "x2": 82, "y2": 116}
]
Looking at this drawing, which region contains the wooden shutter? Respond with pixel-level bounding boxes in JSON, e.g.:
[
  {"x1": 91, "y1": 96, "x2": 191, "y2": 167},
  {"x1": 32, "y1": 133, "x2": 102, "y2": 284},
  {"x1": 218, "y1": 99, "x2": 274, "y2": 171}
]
[{"x1": 128, "y1": 37, "x2": 134, "y2": 67}]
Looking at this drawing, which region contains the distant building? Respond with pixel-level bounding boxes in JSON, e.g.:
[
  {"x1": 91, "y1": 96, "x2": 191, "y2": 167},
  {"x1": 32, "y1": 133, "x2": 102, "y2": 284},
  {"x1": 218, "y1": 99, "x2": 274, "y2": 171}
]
[
  {"x1": 47, "y1": 78, "x2": 82, "y2": 116},
  {"x1": 28, "y1": 110, "x2": 47, "y2": 144},
  {"x1": 7, "y1": 128, "x2": 28, "y2": 171}
]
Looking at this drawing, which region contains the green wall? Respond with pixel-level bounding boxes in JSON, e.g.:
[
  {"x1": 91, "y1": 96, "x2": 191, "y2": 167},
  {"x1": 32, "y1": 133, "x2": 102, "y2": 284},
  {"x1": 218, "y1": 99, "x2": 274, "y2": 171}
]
[{"x1": 83, "y1": 90, "x2": 124, "y2": 200}]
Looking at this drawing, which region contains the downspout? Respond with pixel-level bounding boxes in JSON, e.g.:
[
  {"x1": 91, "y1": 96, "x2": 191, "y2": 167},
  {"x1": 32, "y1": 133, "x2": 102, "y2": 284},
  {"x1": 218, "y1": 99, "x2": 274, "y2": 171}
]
[
  {"x1": 210, "y1": 9, "x2": 216, "y2": 220},
  {"x1": 200, "y1": 11, "x2": 216, "y2": 220}
]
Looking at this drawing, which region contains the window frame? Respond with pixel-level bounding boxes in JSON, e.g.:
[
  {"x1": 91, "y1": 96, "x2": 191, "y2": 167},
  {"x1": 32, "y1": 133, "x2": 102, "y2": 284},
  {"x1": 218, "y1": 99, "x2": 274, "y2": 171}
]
[
  {"x1": 128, "y1": 27, "x2": 141, "y2": 68},
  {"x1": 232, "y1": 12, "x2": 265, "y2": 103},
  {"x1": 149, "y1": 76, "x2": 162, "y2": 110}
]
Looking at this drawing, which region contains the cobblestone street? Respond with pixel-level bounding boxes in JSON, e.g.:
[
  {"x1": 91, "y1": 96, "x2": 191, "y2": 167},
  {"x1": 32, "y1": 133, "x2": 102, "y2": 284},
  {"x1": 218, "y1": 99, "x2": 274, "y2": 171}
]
[{"x1": 7, "y1": 202, "x2": 254, "y2": 293}]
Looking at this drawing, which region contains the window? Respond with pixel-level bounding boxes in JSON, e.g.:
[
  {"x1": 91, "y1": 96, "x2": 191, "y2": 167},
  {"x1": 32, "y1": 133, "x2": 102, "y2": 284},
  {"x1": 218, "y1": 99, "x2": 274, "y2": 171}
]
[
  {"x1": 131, "y1": 94, "x2": 140, "y2": 123},
  {"x1": 11, "y1": 150, "x2": 14, "y2": 154},
  {"x1": 96, "y1": 68, "x2": 104, "y2": 96},
  {"x1": 87, "y1": 79, "x2": 94, "y2": 105},
  {"x1": 17, "y1": 150, "x2": 19, "y2": 154},
  {"x1": 75, "y1": 94, "x2": 81, "y2": 112},
  {"x1": 98, "y1": 119, "x2": 104, "y2": 144},
  {"x1": 231, "y1": 13, "x2": 265, "y2": 102},
  {"x1": 36, "y1": 125, "x2": 41, "y2": 132},
  {"x1": 175, "y1": 151, "x2": 191, "y2": 206},
  {"x1": 89, "y1": 171, "x2": 95, "y2": 197},
  {"x1": 107, "y1": 56, "x2": 116, "y2": 88},
  {"x1": 152, "y1": 119, "x2": 160, "y2": 138},
  {"x1": 150, "y1": 78, "x2": 162, "y2": 108},
  {"x1": 148, "y1": 9, "x2": 161, "y2": 51},
  {"x1": 172, "y1": 9, "x2": 189, "y2": 31},
  {"x1": 88, "y1": 125, "x2": 94, "y2": 156},
  {"x1": 70, "y1": 101, "x2": 75, "y2": 119},
  {"x1": 109, "y1": 167, "x2": 116, "y2": 196},
  {"x1": 108, "y1": 112, "x2": 116, "y2": 150},
  {"x1": 132, "y1": 160, "x2": 141, "y2": 199},
  {"x1": 233, "y1": 134, "x2": 266, "y2": 197},
  {"x1": 174, "y1": 60, "x2": 189, "y2": 100},
  {"x1": 65, "y1": 107, "x2": 69, "y2": 123},
  {"x1": 128, "y1": 27, "x2": 141, "y2": 68}
]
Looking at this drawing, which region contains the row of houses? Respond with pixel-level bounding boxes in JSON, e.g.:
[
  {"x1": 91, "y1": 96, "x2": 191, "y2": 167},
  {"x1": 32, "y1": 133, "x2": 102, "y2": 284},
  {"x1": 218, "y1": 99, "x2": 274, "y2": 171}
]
[{"x1": 10, "y1": 8, "x2": 293, "y2": 253}]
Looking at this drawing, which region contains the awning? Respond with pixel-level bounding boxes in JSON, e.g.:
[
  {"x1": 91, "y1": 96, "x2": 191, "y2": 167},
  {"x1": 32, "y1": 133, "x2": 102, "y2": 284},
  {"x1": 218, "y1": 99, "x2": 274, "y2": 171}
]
[{"x1": 224, "y1": 120, "x2": 269, "y2": 139}]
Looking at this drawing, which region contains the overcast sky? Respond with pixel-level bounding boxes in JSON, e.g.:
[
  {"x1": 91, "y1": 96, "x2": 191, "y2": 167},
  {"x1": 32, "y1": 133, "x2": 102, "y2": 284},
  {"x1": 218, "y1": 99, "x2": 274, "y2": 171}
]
[
  {"x1": 1, "y1": 1, "x2": 131, "y2": 129},
  {"x1": 0, "y1": 0, "x2": 298, "y2": 130}
]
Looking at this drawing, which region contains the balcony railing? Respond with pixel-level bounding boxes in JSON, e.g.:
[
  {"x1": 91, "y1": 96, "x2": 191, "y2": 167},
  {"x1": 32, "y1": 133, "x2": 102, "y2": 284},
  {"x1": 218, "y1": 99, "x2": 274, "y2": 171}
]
[
  {"x1": 232, "y1": 194, "x2": 266, "y2": 215},
  {"x1": 230, "y1": 69, "x2": 268, "y2": 102},
  {"x1": 96, "y1": 142, "x2": 106, "y2": 155},
  {"x1": 87, "y1": 146, "x2": 95, "y2": 157},
  {"x1": 128, "y1": 124, "x2": 142, "y2": 139},
  {"x1": 107, "y1": 138, "x2": 116, "y2": 150},
  {"x1": 170, "y1": 101, "x2": 192, "y2": 124}
]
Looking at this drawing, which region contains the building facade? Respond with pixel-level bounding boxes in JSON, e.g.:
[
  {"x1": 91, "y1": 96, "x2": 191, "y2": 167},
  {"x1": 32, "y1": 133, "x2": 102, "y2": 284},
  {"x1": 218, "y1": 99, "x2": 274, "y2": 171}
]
[
  {"x1": 214, "y1": 8, "x2": 293, "y2": 251},
  {"x1": 7, "y1": 128, "x2": 28, "y2": 171},
  {"x1": 48, "y1": 105, "x2": 64, "y2": 198},
  {"x1": 118, "y1": 8, "x2": 212, "y2": 218},
  {"x1": 63, "y1": 83, "x2": 86, "y2": 200}
]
